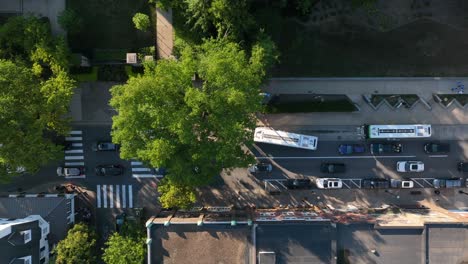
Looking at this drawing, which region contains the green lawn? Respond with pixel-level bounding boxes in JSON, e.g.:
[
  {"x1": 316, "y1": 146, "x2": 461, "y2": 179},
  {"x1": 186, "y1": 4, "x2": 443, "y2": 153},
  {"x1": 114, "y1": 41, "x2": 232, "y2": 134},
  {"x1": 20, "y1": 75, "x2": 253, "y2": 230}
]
[{"x1": 67, "y1": 0, "x2": 154, "y2": 52}]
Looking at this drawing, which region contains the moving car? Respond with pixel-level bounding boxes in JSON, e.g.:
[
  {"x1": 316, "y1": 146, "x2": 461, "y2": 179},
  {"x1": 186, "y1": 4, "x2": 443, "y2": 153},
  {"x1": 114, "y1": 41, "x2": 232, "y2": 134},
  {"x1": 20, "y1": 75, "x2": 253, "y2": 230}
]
[
  {"x1": 95, "y1": 165, "x2": 124, "y2": 176},
  {"x1": 370, "y1": 143, "x2": 402, "y2": 154},
  {"x1": 56, "y1": 166, "x2": 85, "y2": 177},
  {"x1": 390, "y1": 179, "x2": 414, "y2": 189},
  {"x1": 93, "y1": 142, "x2": 119, "y2": 151},
  {"x1": 396, "y1": 161, "x2": 424, "y2": 172},
  {"x1": 457, "y1": 162, "x2": 468, "y2": 173},
  {"x1": 248, "y1": 162, "x2": 273, "y2": 173},
  {"x1": 316, "y1": 178, "x2": 343, "y2": 189},
  {"x1": 362, "y1": 178, "x2": 390, "y2": 189},
  {"x1": 285, "y1": 179, "x2": 311, "y2": 189},
  {"x1": 434, "y1": 178, "x2": 462, "y2": 188},
  {"x1": 424, "y1": 142, "x2": 450, "y2": 154},
  {"x1": 320, "y1": 163, "x2": 346, "y2": 173},
  {"x1": 338, "y1": 144, "x2": 365, "y2": 155}
]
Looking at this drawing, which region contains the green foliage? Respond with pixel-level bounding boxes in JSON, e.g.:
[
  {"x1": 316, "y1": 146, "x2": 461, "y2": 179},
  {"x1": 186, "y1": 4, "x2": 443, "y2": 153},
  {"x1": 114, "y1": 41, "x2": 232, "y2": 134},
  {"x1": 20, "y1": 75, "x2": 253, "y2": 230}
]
[
  {"x1": 250, "y1": 32, "x2": 280, "y2": 75},
  {"x1": 103, "y1": 233, "x2": 145, "y2": 264},
  {"x1": 158, "y1": 178, "x2": 197, "y2": 209},
  {"x1": 110, "y1": 38, "x2": 273, "y2": 207},
  {"x1": 58, "y1": 8, "x2": 84, "y2": 34},
  {"x1": 55, "y1": 223, "x2": 97, "y2": 264},
  {"x1": 0, "y1": 60, "x2": 75, "y2": 180},
  {"x1": 295, "y1": 0, "x2": 314, "y2": 16},
  {"x1": 132, "y1": 12, "x2": 151, "y2": 31}
]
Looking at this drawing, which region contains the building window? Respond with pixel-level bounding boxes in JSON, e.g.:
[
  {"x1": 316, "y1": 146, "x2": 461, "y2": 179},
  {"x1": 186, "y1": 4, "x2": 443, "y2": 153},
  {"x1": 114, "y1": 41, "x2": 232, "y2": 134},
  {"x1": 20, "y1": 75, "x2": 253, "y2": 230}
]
[
  {"x1": 20, "y1": 256, "x2": 32, "y2": 264},
  {"x1": 21, "y1": 230, "x2": 32, "y2": 244}
]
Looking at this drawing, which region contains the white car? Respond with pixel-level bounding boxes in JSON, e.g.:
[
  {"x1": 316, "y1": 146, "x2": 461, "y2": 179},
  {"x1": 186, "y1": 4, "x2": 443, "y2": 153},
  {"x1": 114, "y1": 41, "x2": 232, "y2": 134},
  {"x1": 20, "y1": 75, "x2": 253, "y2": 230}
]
[
  {"x1": 390, "y1": 179, "x2": 414, "y2": 188},
  {"x1": 56, "y1": 167, "x2": 85, "y2": 177},
  {"x1": 316, "y1": 178, "x2": 343, "y2": 189},
  {"x1": 396, "y1": 161, "x2": 424, "y2": 172}
]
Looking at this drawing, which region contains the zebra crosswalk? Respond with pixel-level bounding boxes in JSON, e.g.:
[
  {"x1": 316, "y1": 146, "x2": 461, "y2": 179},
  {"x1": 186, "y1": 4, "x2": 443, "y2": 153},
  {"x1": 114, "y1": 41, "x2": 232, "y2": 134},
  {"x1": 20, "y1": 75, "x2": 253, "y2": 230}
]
[
  {"x1": 96, "y1": 184, "x2": 133, "y2": 209},
  {"x1": 64, "y1": 130, "x2": 85, "y2": 178},
  {"x1": 131, "y1": 160, "x2": 164, "y2": 178}
]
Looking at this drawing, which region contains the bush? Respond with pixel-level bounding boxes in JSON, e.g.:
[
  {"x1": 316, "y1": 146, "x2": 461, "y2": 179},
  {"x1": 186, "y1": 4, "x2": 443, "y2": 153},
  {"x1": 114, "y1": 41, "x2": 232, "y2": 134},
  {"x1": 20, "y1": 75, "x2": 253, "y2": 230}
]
[
  {"x1": 132, "y1": 13, "x2": 150, "y2": 31},
  {"x1": 98, "y1": 65, "x2": 128, "y2": 82}
]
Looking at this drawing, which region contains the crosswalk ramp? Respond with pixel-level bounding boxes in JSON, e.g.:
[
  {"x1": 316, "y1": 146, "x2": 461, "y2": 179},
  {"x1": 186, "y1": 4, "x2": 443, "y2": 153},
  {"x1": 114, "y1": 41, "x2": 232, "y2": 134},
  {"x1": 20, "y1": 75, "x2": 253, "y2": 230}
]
[
  {"x1": 131, "y1": 160, "x2": 164, "y2": 178},
  {"x1": 96, "y1": 184, "x2": 133, "y2": 209},
  {"x1": 64, "y1": 130, "x2": 85, "y2": 178}
]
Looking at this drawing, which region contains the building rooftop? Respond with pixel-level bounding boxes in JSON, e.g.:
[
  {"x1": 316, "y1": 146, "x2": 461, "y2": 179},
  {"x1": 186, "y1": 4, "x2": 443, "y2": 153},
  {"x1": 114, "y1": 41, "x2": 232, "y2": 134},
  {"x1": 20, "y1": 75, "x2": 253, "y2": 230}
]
[
  {"x1": 427, "y1": 224, "x2": 468, "y2": 264},
  {"x1": 256, "y1": 223, "x2": 334, "y2": 264},
  {"x1": 150, "y1": 224, "x2": 250, "y2": 264},
  {"x1": 0, "y1": 218, "x2": 42, "y2": 264}
]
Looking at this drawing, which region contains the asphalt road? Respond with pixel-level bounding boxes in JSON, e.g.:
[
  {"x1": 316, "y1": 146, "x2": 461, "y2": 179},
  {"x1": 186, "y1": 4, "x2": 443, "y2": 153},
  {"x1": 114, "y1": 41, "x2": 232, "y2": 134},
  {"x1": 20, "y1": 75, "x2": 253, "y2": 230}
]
[{"x1": 252, "y1": 140, "x2": 468, "y2": 180}]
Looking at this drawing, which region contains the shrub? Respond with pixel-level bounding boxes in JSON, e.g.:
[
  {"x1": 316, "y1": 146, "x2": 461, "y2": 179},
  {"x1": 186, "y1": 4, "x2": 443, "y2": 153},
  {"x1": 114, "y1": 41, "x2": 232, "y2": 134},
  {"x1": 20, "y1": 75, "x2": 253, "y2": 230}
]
[{"x1": 132, "y1": 13, "x2": 150, "y2": 31}]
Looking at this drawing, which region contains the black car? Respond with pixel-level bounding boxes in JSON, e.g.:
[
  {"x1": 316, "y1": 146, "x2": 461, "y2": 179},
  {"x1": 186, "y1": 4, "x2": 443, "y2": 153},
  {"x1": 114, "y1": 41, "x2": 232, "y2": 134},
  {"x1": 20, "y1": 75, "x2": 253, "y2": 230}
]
[
  {"x1": 285, "y1": 179, "x2": 311, "y2": 189},
  {"x1": 370, "y1": 143, "x2": 402, "y2": 154},
  {"x1": 95, "y1": 165, "x2": 124, "y2": 176},
  {"x1": 458, "y1": 162, "x2": 468, "y2": 172},
  {"x1": 320, "y1": 163, "x2": 346, "y2": 173},
  {"x1": 362, "y1": 178, "x2": 390, "y2": 189},
  {"x1": 93, "y1": 142, "x2": 119, "y2": 151},
  {"x1": 424, "y1": 142, "x2": 450, "y2": 154}
]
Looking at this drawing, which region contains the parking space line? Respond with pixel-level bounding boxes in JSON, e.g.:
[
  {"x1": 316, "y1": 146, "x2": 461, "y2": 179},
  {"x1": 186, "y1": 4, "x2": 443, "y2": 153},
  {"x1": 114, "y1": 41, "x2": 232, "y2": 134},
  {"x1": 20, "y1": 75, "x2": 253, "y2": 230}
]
[
  {"x1": 97, "y1": 185, "x2": 101, "y2": 208},
  {"x1": 412, "y1": 179, "x2": 425, "y2": 188},
  {"x1": 132, "y1": 174, "x2": 156, "y2": 178},
  {"x1": 132, "y1": 168, "x2": 151, "y2": 172},
  {"x1": 342, "y1": 181, "x2": 351, "y2": 189},
  {"x1": 129, "y1": 185, "x2": 133, "y2": 208},
  {"x1": 428, "y1": 155, "x2": 448, "y2": 158},
  {"x1": 351, "y1": 179, "x2": 361, "y2": 188},
  {"x1": 423, "y1": 178, "x2": 434, "y2": 187},
  {"x1": 103, "y1": 185, "x2": 107, "y2": 208},
  {"x1": 65, "y1": 162, "x2": 85, "y2": 166},
  {"x1": 65, "y1": 137, "x2": 82, "y2": 141},
  {"x1": 276, "y1": 181, "x2": 287, "y2": 189},
  {"x1": 69, "y1": 130, "x2": 82, "y2": 135},
  {"x1": 72, "y1": 143, "x2": 83, "y2": 147},
  {"x1": 65, "y1": 149, "x2": 83, "y2": 154},
  {"x1": 256, "y1": 155, "x2": 416, "y2": 159},
  {"x1": 131, "y1": 161, "x2": 143, "y2": 166},
  {"x1": 109, "y1": 185, "x2": 113, "y2": 208}
]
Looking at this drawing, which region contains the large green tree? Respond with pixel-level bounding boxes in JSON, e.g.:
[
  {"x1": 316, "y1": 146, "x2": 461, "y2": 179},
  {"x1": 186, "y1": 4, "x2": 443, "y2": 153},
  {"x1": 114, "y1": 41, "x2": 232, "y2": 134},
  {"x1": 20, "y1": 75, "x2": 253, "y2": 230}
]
[
  {"x1": 55, "y1": 223, "x2": 97, "y2": 264},
  {"x1": 102, "y1": 221, "x2": 146, "y2": 264},
  {"x1": 110, "y1": 38, "x2": 275, "y2": 208}
]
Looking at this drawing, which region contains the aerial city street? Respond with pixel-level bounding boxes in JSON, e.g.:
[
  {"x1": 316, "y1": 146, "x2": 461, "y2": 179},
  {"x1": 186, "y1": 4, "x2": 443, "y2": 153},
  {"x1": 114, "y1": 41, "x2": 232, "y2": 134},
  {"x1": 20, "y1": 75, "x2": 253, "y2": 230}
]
[{"x1": 0, "y1": 0, "x2": 468, "y2": 264}]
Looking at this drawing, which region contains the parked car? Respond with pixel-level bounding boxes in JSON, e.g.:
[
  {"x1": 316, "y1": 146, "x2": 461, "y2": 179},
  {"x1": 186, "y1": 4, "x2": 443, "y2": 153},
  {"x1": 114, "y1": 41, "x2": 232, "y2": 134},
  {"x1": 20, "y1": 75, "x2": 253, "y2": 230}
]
[
  {"x1": 338, "y1": 144, "x2": 365, "y2": 155},
  {"x1": 93, "y1": 142, "x2": 119, "y2": 151},
  {"x1": 457, "y1": 162, "x2": 468, "y2": 173},
  {"x1": 370, "y1": 143, "x2": 402, "y2": 154},
  {"x1": 285, "y1": 179, "x2": 311, "y2": 189},
  {"x1": 396, "y1": 161, "x2": 424, "y2": 172},
  {"x1": 390, "y1": 179, "x2": 414, "y2": 189},
  {"x1": 424, "y1": 142, "x2": 450, "y2": 154},
  {"x1": 95, "y1": 165, "x2": 124, "y2": 176},
  {"x1": 362, "y1": 178, "x2": 390, "y2": 189},
  {"x1": 434, "y1": 178, "x2": 462, "y2": 188},
  {"x1": 320, "y1": 163, "x2": 346, "y2": 173},
  {"x1": 56, "y1": 166, "x2": 85, "y2": 177},
  {"x1": 316, "y1": 178, "x2": 343, "y2": 189},
  {"x1": 248, "y1": 162, "x2": 273, "y2": 173}
]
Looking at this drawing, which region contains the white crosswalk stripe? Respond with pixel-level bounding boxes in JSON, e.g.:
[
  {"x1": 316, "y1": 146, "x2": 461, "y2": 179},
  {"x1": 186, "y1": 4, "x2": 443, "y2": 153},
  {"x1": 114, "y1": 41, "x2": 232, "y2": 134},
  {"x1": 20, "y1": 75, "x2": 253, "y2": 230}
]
[
  {"x1": 130, "y1": 159, "x2": 164, "y2": 179},
  {"x1": 64, "y1": 130, "x2": 85, "y2": 179},
  {"x1": 96, "y1": 185, "x2": 133, "y2": 209}
]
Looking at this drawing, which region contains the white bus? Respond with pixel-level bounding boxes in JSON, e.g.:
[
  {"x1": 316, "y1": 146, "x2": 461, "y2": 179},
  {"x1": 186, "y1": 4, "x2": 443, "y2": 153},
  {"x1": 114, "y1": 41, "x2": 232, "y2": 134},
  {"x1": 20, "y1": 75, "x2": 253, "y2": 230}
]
[
  {"x1": 253, "y1": 127, "x2": 318, "y2": 150},
  {"x1": 365, "y1": 124, "x2": 431, "y2": 139}
]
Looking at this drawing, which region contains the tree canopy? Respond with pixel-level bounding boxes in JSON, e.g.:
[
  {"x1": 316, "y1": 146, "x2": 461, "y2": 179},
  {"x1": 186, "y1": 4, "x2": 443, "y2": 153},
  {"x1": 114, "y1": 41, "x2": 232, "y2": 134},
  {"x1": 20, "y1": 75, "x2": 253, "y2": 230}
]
[
  {"x1": 0, "y1": 16, "x2": 75, "y2": 181},
  {"x1": 132, "y1": 13, "x2": 151, "y2": 31},
  {"x1": 102, "y1": 221, "x2": 146, "y2": 264},
  {"x1": 110, "y1": 38, "x2": 276, "y2": 208},
  {"x1": 55, "y1": 223, "x2": 97, "y2": 264}
]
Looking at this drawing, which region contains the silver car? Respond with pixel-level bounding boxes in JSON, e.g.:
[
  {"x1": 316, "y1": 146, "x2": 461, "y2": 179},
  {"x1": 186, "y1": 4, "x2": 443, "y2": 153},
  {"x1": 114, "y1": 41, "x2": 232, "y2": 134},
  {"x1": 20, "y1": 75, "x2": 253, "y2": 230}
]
[{"x1": 57, "y1": 167, "x2": 85, "y2": 177}]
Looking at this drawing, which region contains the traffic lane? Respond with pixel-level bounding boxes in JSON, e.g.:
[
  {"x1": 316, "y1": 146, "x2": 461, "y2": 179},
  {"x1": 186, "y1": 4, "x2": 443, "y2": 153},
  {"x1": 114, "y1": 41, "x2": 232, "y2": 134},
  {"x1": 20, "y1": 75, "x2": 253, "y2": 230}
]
[
  {"x1": 268, "y1": 156, "x2": 462, "y2": 179},
  {"x1": 253, "y1": 140, "x2": 468, "y2": 159}
]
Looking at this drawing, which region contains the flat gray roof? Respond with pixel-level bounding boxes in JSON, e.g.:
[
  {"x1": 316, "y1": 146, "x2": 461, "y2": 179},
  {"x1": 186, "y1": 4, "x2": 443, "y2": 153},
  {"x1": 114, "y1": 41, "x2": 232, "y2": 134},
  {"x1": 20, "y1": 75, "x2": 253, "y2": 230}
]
[
  {"x1": 256, "y1": 223, "x2": 333, "y2": 264},
  {"x1": 337, "y1": 223, "x2": 424, "y2": 264},
  {"x1": 427, "y1": 224, "x2": 468, "y2": 264}
]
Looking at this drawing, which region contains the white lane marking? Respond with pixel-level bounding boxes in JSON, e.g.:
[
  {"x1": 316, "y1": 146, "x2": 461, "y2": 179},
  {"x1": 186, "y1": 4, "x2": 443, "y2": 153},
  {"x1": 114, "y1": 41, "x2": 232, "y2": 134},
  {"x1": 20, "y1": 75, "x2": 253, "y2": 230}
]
[
  {"x1": 97, "y1": 185, "x2": 101, "y2": 208},
  {"x1": 132, "y1": 168, "x2": 151, "y2": 172},
  {"x1": 65, "y1": 137, "x2": 82, "y2": 141},
  {"x1": 131, "y1": 161, "x2": 143, "y2": 166},
  {"x1": 109, "y1": 185, "x2": 113, "y2": 208},
  {"x1": 65, "y1": 149, "x2": 83, "y2": 154},
  {"x1": 116, "y1": 185, "x2": 120, "y2": 208},
  {"x1": 429, "y1": 155, "x2": 448, "y2": 158},
  {"x1": 65, "y1": 156, "x2": 84, "y2": 160},
  {"x1": 65, "y1": 162, "x2": 85, "y2": 166},
  {"x1": 129, "y1": 185, "x2": 133, "y2": 208},
  {"x1": 103, "y1": 185, "x2": 107, "y2": 208},
  {"x1": 132, "y1": 174, "x2": 157, "y2": 178},
  {"x1": 122, "y1": 185, "x2": 126, "y2": 208},
  {"x1": 64, "y1": 175, "x2": 86, "y2": 179},
  {"x1": 256, "y1": 155, "x2": 417, "y2": 159},
  {"x1": 72, "y1": 143, "x2": 83, "y2": 147},
  {"x1": 69, "y1": 130, "x2": 82, "y2": 135}
]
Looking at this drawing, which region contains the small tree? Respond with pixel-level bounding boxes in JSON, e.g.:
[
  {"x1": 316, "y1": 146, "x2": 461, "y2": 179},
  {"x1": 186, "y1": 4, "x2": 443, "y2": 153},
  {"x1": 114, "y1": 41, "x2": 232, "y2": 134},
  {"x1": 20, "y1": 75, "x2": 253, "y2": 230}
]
[
  {"x1": 58, "y1": 8, "x2": 83, "y2": 34},
  {"x1": 55, "y1": 223, "x2": 97, "y2": 264},
  {"x1": 132, "y1": 13, "x2": 151, "y2": 31},
  {"x1": 103, "y1": 221, "x2": 146, "y2": 264}
]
